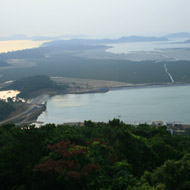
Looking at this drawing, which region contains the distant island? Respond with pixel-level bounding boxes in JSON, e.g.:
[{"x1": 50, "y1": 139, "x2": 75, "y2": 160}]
[
  {"x1": 165, "y1": 32, "x2": 190, "y2": 38},
  {"x1": 184, "y1": 39, "x2": 190, "y2": 43},
  {"x1": 2, "y1": 32, "x2": 190, "y2": 42},
  {"x1": 0, "y1": 34, "x2": 168, "y2": 43}
]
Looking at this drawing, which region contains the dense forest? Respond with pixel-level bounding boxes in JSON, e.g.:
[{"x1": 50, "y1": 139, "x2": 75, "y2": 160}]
[
  {"x1": 3, "y1": 75, "x2": 68, "y2": 98},
  {"x1": 1, "y1": 42, "x2": 190, "y2": 84},
  {"x1": 0, "y1": 99, "x2": 15, "y2": 121},
  {"x1": 0, "y1": 120, "x2": 190, "y2": 190}
]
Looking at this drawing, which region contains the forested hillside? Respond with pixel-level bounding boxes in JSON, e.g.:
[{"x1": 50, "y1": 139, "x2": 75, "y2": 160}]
[
  {"x1": 0, "y1": 120, "x2": 190, "y2": 190},
  {"x1": 0, "y1": 99, "x2": 15, "y2": 121},
  {"x1": 3, "y1": 75, "x2": 68, "y2": 98}
]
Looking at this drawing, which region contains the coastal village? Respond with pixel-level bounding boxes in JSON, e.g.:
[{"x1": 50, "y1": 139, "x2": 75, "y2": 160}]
[{"x1": 152, "y1": 120, "x2": 190, "y2": 135}]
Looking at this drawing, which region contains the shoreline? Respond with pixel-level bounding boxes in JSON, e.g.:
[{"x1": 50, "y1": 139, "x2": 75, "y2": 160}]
[
  {"x1": 2, "y1": 81, "x2": 190, "y2": 126},
  {"x1": 59, "y1": 81, "x2": 190, "y2": 95},
  {"x1": 109, "y1": 82, "x2": 190, "y2": 91},
  {"x1": 33, "y1": 81, "x2": 190, "y2": 126}
]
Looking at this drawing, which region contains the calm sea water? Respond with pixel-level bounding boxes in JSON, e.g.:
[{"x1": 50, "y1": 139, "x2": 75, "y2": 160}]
[
  {"x1": 37, "y1": 85, "x2": 190, "y2": 125},
  {"x1": 0, "y1": 40, "x2": 48, "y2": 53},
  {"x1": 106, "y1": 38, "x2": 190, "y2": 54}
]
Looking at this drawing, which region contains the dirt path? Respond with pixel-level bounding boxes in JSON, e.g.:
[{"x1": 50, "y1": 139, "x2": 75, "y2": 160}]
[{"x1": 164, "y1": 64, "x2": 175, "y2": 83}]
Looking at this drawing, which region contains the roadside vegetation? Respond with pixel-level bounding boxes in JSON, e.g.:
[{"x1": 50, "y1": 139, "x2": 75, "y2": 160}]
[
  {"x1": 0, "y1": 120, "x2": 190, "y2": 190},
  {"x1": 0, "y1": 75, "x2": 68, "y2": 123}
]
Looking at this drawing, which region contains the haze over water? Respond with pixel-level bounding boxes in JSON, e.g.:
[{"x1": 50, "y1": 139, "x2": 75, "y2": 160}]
[
  {"x1": 38, "y1": 85, "x2": 190, "y2": 125},
  {"x1": 0, "y1": 40, "x2": 47, "y2": 53},
  {"x1": 106, "y1": 39, "x2": 190, "y2": 54}
]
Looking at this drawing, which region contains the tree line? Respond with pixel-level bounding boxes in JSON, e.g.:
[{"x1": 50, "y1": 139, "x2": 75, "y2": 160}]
[
  {"x1": 0, "y1": 99, "x2": 15, "y2": 121},
  {"x1": 0, "y1": 119, "x2": 190, "y2": 190},
  {"x1": 3, "y1": 75, "x2": 68, "y2": 99}
]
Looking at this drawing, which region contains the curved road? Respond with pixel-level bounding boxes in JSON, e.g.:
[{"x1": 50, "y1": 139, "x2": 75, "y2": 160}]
[{"x1": 0, "y1": 94, "x2": 49, "y2": 125}]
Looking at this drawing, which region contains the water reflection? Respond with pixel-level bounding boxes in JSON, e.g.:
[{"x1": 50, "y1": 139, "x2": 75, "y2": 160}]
[{"x1": 37, "y1": 85, "x2": 190, "y2": 124}]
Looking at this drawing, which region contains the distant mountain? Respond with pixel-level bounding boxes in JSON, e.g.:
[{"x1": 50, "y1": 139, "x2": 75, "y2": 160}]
[
  {"x1": 0, "y1": 34, "x2": 168, "y2": 43},
  {"x1": 31, "y1": 36, "x2": 62, "y2": 41},
  {"x1": 43, "y1": 36, "x2": 168, "y2": 47},
  {"x1": 171, "y1": 39, "x2": 190, "y2": 44},
  {"x1": 166, "y1": 32, "x2": 190, "y2": 38},
  {"x1": 62, "y1": 34, "x2": 90, "y2": 39},
  {"x1": 100, "y1": 36, "x2": 168, "y2": 43},
  {"x1": 0, "y1": 34, "x2": 89, "y2": 41},
  {"x1": 8, "y1": 34, "x2": 29, "y2": 40},
  {"x1": 184, "y1": 39, "x2": 190, "y2": 43},
  {"x1": 116, "y1": 36, "x2": 168, "y2": 43},
  {"x1": 0, "y1": 34, "x2": 29, "y2": 41}
]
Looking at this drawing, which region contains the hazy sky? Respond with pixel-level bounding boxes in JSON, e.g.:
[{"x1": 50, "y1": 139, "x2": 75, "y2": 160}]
[{"x1": 1, "y1": 0, "x2": 190, "y2": 37}]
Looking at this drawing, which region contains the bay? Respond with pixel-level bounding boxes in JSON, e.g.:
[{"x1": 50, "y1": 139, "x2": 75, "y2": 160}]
[
  {"x1": 37, "y1": 85, "x2": 190, "y2": 125},
  {"x1": 106, "y1": 38, "x2": 190, "y2": 54}
]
